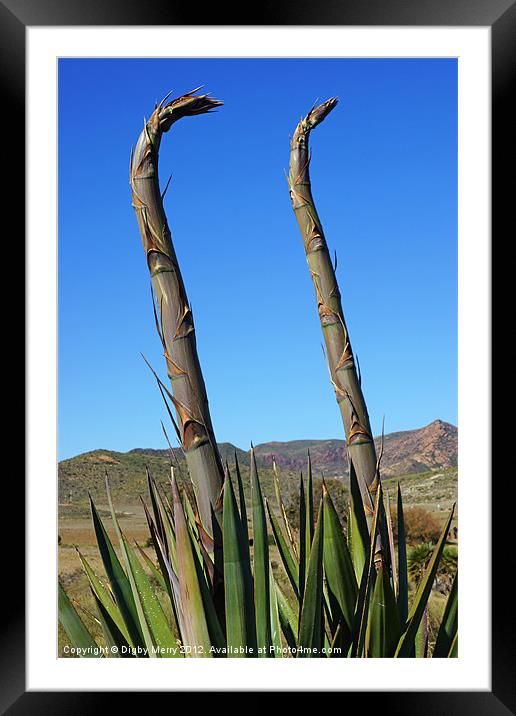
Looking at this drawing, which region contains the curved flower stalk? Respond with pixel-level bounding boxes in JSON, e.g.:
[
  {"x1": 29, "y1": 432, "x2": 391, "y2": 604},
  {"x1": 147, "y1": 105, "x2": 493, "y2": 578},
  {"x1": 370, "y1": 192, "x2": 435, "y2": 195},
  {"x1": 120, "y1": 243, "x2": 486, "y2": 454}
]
[
  {"x1": 288, "y1": 99, "x2": 378, "y2": 514},
  {"x1": 130, "y1": 88, "x2": 224, "y2": 537}
]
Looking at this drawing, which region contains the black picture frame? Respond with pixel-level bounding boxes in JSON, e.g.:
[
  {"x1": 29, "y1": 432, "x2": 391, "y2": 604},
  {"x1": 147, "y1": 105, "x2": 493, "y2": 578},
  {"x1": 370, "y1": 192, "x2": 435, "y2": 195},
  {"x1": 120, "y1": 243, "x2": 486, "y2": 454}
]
[{"x1": 3, "y1": 0, "x2": 511, "y2": 709}]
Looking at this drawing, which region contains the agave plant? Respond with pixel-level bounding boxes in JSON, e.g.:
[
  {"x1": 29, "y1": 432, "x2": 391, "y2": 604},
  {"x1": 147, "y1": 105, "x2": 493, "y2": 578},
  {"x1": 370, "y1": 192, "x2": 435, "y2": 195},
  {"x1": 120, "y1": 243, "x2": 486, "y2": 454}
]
[{"x1": 59, "y1": 90, "x2": 457, "y2": 658}]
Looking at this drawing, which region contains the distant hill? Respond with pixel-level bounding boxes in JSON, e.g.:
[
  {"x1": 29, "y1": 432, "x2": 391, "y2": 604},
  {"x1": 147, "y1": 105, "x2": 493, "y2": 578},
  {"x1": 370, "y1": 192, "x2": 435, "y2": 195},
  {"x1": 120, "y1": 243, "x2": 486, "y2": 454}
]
[
  {"x1": 128, "y1": 419, "x2": 457, "y2": 478},
  {"x1": 254, "y1": 419, "x2": 457, "y2": 478},
  {"x1": 58, "y1": 420, "x2": 457, "y2": 507}
]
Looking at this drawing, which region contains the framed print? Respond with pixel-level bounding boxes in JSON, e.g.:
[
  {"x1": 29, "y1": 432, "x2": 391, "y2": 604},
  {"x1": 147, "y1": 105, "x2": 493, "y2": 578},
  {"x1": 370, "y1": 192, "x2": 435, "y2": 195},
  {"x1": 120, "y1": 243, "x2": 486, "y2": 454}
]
[{"x1": 2, "y1": 0, "x2": 512, "y2": 708}]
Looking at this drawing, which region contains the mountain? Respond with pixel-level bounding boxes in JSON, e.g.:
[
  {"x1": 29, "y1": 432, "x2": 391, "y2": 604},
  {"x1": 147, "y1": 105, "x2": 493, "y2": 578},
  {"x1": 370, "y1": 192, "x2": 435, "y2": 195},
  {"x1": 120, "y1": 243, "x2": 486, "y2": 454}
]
[
  {"x1": 58, "y1": 420, "x2": 457, "y2": 507},
  {"x1": 128, "y1": 419, "x2": 457, "y2": 478},
  {"x1": 254, "y1": 419, "x2": 457, "y2": 478}
]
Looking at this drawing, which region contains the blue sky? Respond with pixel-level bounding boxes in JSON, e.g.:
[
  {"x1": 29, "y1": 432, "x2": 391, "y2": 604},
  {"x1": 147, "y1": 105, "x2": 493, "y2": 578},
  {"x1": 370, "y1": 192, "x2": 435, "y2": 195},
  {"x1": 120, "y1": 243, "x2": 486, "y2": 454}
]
[{"x1": 58, "y1": 58, "x2": 457, "y2": 460}]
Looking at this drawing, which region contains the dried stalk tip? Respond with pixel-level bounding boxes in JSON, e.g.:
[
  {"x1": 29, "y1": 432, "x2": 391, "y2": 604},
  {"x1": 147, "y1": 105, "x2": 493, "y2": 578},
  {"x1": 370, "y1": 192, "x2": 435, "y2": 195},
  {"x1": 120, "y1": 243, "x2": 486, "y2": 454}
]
[
  {"x1": 303, "y1": 97, "x2": 339, "y2": 132},
  {"x1": 158, "y1": 88, "x2": 223, "y2": 132}
]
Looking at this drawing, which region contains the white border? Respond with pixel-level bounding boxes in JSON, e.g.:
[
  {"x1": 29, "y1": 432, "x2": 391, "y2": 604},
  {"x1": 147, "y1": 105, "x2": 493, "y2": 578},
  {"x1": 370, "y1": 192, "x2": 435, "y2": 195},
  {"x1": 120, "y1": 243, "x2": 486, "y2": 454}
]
[{"x1": 27, "y1": 27, "x2": 490, "y2": 691}]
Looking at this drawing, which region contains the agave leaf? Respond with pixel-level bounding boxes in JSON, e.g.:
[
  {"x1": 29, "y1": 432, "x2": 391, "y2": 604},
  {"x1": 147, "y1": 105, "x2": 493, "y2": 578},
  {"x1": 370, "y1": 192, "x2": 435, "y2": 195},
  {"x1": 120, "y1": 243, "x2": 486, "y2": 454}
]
[
  {"x1": 89, "y1": 495, "x2": 144, "y2": 648},
  {"x1": 196, "y1": 527, "x2": 218, "y2": 589},
  {"x1": 448, "y1": 632, "x2": 458, "y2": 657},
  {"x1": 251, "y1": 448, "x2": 272, "y2": 656},
  {"x1": 351, "y1": 484, "x2": 382, "y2": 657},
  {"x1": 90, "y1": 589, "x2": 133, "y2": 657},
  {"x1": 141, "y1": 472, "x2": 189, "y2": 645},
  {"x1": 366, "y1": 563, "x2": 401, "y2": 657},
  {"x1": 58, "y1": 582, "x2": 100, "y2": 656},
  {"x1": 306, "y1": 451, "x2": 315, "y2": 544},
  {"x1": 272, "y1": 458, "x2": 297, "y2": 557},
  {"x1": 178, "y1": 485, "x2": 225, "y2": 651},
  {"x1": 134, "y1": 541, "x2": 168, "y2": 594},
  {"x1": 349, "y1": 460, "x2": 369, "y2": 583},
  {"x1": 234, "y1": 453, "x2": 248, "y2": 541},
  {"x1": 182, "y1": 488, "x2": 207, "y2": 574},
  {"x1": 171, "y1": 474, "x2": 214, "y2": 657},
  {"x1": 147, "y1": 469, "x2": 166, "y2": 552},
  {"x1": 140, "y1": 497, "x2": 177, "y2": 620},
  {"x1": 76, "y1": 549, "x2": 132, "y2": 646},
  {"x1": 299, "y1": 473, "x2": 308, "y2": 601},
  {"x1": 156, "y1": 492, "x2": 178, "y2": 574},
  {"x1": 269, "y1": 568, "x2": 282, "y2": 658},
  {"x1": 322, "y1": 483, "x2": 357, "y2": 640},
  {"x1": 266, "y1": 498, "x2": 300, "y2": 600},
  {"x1": 182, "y1": 486, "x2": 199, "y2": 537},
  {"x1": 185, "y1": 526, "x2": 226, "y2": 653},
  {"x1": 105, "y1": 475, "x2": 175, "y2": 656},
  {"x1": 275, "y1": 582, "x2": 299, "y2": 651},
  {"x1": 230, "y1": 452, "x2": 251, "y2": 592},
  {"x1": 145, "y1": 511, "x2": 185, "y2": 643},
  {"x1": 329, "y1": 622, "x2": 344, "y2": 658},
  {"x1": 297, "y1": 500, "x2": 324, "y2": 657},
  {"x1": 104, "y1": 487, "x2": 156, "y2": 655},
  {"x1": 433, "y1": 571, "x2": 458, "y2": 658},
  {"x1": 397, "y1": 484, "x2": 409, "y2": 626},
  {"x1": 415, "y1": 604, "x2": 429, "y2": 658},
  {"x1": 143, "y1": 475, "x2": 177, "y2": 567},
  {"x1": 395, "y1": 505, "x2": 455, "y2": 657},
  {"x1": 347, "y1": 505, "x2": 353, "y2": 553},
  {"x1": 223, "y1": 470, "x2": 257, "y2": 656},
  {"x1": 385, "y1": 489, "x2": 397, "y2": 599},
  {"x1": 122, "y1": 535, "x2": 179, "y2": 656}
]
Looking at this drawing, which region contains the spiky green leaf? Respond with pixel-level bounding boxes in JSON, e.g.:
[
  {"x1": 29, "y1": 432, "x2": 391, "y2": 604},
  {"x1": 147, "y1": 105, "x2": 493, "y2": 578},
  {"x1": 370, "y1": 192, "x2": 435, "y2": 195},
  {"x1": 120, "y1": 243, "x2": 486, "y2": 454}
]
[
  {"x1": 397, "y1": 484, "x2": 409, "y2": 626},
  {"x1": 58, "y1": 582, "x2": 99, "y2": 657},
  {"x1": 223, "y1": 471, "x2": 257, "y2": 656},
  {"x1": 251, "y1": 449, "x2": 272, "y2": 656},
  {"x1": 366, "y1": 564, "x2": 401, "y2": 657},
  {"x1": 351, "y1": 483, "x2": 383, "y2": 657},
  {"x1": 349, "y1": 461, "x2": 369, "y2": 583},
  {"x1": 299, "y1": 473, "x2": 308, "y2": 601},
  {"x1": 433, "y1": 571, "x2": 458, "y2": 658},
  {"x1": 105, "y1": 476, "x2": 175, "y2": 656},
  {"x1": 322, "y1": 484, "x2": 357, "y2": 639},
  {"x1": 275, "y1": 582, "x2": 298, "y2": 651},
  {"x1": 89, "y1": 495, "x2": 144, "y2": 648},
  {"x1": 395, "y1": 505, "x2": 455, "y2": 657},
  {"x1": 90, "y1": 589, "x2": 133, "y2": 657},
  {"x1": 171, "y1": 474, "x2": 213, "y2": 657},
  {"x1": 298, "y1": 500, "x2": 324, "y2": 657},
  {"x1": 266, "y1": 499, "x2": 299, "y2": 600},
  {"x1": 77, "y1": 549, "x2": 132, "y2": 646},
  {"x1": 269, "y1": 567, "x2": 282, "y2": 658},
  {"x1": 234, "y1": 453, "x2": 248, "y2": 539}
]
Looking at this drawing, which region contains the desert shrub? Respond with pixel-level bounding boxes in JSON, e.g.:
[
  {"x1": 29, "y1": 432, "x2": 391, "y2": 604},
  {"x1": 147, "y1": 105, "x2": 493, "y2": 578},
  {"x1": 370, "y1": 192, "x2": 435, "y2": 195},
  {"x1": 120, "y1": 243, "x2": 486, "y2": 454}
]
[{"x1": 393, "y1": 506, "x2": 442, "y2": 545}]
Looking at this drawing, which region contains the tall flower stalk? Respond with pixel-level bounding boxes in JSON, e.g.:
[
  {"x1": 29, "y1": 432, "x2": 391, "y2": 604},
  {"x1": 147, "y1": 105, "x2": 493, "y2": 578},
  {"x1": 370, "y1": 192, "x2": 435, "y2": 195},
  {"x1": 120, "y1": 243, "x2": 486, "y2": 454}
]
[
  {"x1": 130, "y1": 88, "x2": 224, "y2": 537},
  {"x1": 288, "y1": 99, "x2": 378, "y2": 515}
]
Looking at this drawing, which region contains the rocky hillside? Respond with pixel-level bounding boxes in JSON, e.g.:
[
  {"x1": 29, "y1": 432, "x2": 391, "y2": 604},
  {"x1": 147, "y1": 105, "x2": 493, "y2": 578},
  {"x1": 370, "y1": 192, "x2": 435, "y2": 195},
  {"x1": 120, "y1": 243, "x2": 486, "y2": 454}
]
[{"x1": 254, "y1": 419, "x2": 457, "y2": 478}]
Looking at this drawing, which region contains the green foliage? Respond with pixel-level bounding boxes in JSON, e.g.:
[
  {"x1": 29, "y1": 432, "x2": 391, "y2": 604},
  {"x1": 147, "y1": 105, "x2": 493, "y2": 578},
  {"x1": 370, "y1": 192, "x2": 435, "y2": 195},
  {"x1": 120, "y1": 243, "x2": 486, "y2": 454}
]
[{"x1": 59, "y1": 457, "x2": 457, "y2": 658}]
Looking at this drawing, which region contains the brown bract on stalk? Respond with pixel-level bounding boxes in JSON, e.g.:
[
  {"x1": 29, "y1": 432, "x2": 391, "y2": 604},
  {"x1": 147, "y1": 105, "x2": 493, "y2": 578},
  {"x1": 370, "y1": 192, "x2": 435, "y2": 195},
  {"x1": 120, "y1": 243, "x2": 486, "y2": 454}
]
[
  {"x1": 288, "y1": 99, "x2": 378, "y2": 517},
  {"x1": 130, "y1": 88, "x2": 224, "y2": 539}
]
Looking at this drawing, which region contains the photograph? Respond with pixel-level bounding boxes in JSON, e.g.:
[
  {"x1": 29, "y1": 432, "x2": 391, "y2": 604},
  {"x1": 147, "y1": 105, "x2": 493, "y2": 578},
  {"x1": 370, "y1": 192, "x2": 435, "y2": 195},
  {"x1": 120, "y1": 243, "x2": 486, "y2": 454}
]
[{"x1": 57, "y1": 57, "x2": 458, "y2": 660}]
